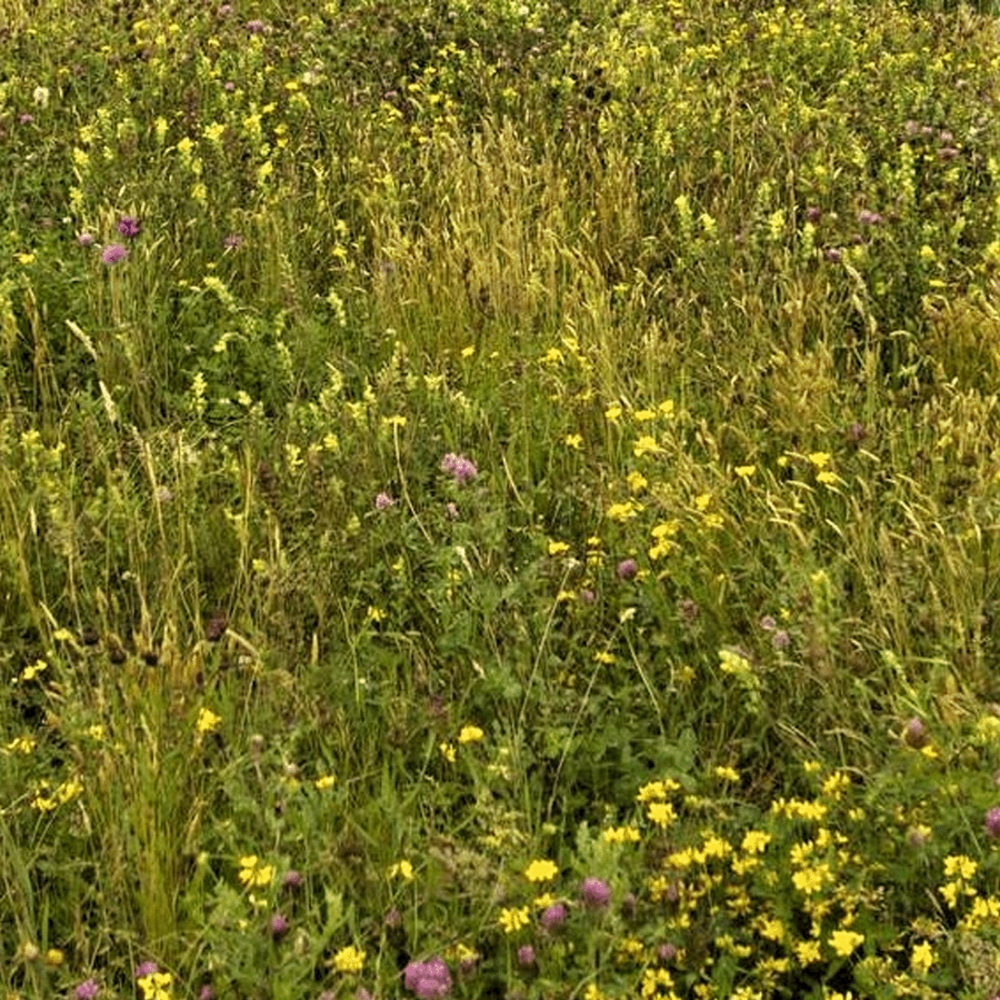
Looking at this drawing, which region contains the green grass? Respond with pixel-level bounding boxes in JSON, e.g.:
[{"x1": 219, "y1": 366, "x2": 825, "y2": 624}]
[{"x1": 4, "y1": 0, "x2": 1000, "y2": 997}]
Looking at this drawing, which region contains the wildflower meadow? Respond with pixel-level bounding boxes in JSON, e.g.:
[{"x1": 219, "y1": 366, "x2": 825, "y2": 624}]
[{"x1": 6, "y1": 0, "x2": 1000, "y2": 997}]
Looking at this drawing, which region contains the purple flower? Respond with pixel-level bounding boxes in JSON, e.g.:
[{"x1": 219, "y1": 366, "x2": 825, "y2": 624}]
[
  {"x1": 135, "y1": 962, "x2": 159, "y2": 979},
  {"x1": 581, "y1": 876, "x2": 610, "y2": 909},
  {"x1": 223, "y1": 233, "x2": 244, "y2": 249},
  {"x1": 198, "y1": 987, "x2": 216, "y2": 1000},
  {"x1": 404, "y1": 957, "x2": 452, "y2": 999},
  {"x1": 540, "y1": 903, "x2": 567, "y2": 930},
  {"x1": 245, "y1": 18, "x2": 267, "y2": 32},
  {"x1": 824, "y1": 247, "x2": 843, "y2": 263},
  {"x1": 772, "y1": 630, "x2": 790, "y2": 650},
  {"x1": 375, "y1": 492, "x2": 395, "y2": 510},
  {"x1": 18, "y1": 113, "x2": 34, "y2": 124},
  {"x1": 985, "y1": 807, "x2": 1000, "y2": 839},
  {"x1": 74, "y1": 980, "x2": 100, "y2": 1000},
  {"x1": 77, "y1": 232, "x2": 96, "y2": 247},
  {"x1": 903, "y1": 717, "x2": 929, "y2": 749},
  {"x1": 117, "y1": 216, "x2": 141, "y2": 238},
  {"x1": 616, "y1": 558, "x2": 638, "y2": 581},
  {"x1": 858, "y1": 209, "x2": 883, "y2": 226},
  {"x1": 578, "y1": 588, "x2": 595, "y2": 605},
  {"x1": 440, "y1": 453, "x2": 477, "y2": 486},
  {"x1": 270, "y1": 913, "x2": 290, "y2": 941},
  {"x1": 101, "y1": 243, "x2": 128, "y2": 265},
  {"x1": 805, "y1": 205, "x2": 822, "y2": 223},
  {"x1": 759, "y1": 614, "x2": 776, "y2": 631},
  {"x1": 516, "y1": 945, "x2": 536, "y2": 967},
  {"x1": 282, "y1": 869, "x2": 303, "y2": 891},
  {"x1": 445, "y1": 502, "x2": 459, "y2": 520}
]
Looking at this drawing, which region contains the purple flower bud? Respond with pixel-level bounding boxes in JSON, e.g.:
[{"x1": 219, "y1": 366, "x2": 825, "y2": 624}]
[
  {"x1": 903, "y1": 717, "x2": 929, "y2": 749},
  {"x1": 198, "y1": 987, "x2": 216, "y2": 1000},
  {"x1": 616, "y1": 558, "x2": 638, "y2": 581},
  {"x1": 134, "y1": 963, "x2": 159, "y2": 979},
  {"x1": 771, "y1": 630, "x2": 790, "y2": 650},
  {"x1": 516, "y1": 945, "x2": 536, "y2": 967},
  {"x1": 269, "y1": 913, "x2": 289, "y2": 941},
  {"x1": 578, "y1": 588, "x2": 595, "y2": 604},
  {"x1": 74, "y1": 980, "x2": 100, "y2": 1000},
  {"x1": 282, "y1": 869, "x2": 303, "y2": 890},
  {"x1": 985, "y1": 807, "x2": 1000, "y2": 839},
  {"x1": 77, "y1": 232, "x2": 96, "y2": 246},
  {"x1": 805, "y1": 205, "x2": 822, "y2": 223},
  {"x1": 824, "y1": 247, "x2": 842, "y2": 263},
  {"x1": 858, "y1": 209, "x2": 883, "y2": 226},
  {"x1": 540, "y1": 902, "x2": 567, "y2": 930},
  {"x1": 580, "y1": 876, "x2": 611, "y2": 909}
]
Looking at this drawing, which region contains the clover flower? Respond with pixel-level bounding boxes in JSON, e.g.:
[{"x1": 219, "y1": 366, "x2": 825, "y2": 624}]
[
  {"x1": 616, "y1": 558, "x2": 638, "y2": 581},
  {"x1": 440, "y1": 453, "x2": 477, "y2": 485},
  {"x1": 101, "y1": 243, "x2": 128, "y2": 265},
  {"x1": 404, "y1": 957, "x2": 452, "y2": 999},
  {"x1": 74, "y1": 980, "x2": 100, "y2": 1000},
  {"x1": 117, "y1": 216, "x2": 141, "y2": 238},
  {"x1": 581, "y1": 876, "x2": 611, "y2": 909},
  {"x1": 540, "y1": 902, "x2": 567, "y2": 930},
  {"x1": 517, "y1": 945, "x2": 536, "y2": 967}
]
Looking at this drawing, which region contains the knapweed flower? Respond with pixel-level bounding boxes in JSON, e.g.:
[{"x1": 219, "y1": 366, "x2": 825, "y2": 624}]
[
  {"x1": 540, "y1": 903, "x2": 567, "y2": 930},
  {"x1": 117, "y1": 216, "x2": 141, "y2": 238},
  {"x1": 524, "y1": 859, "x2": 558, "y2": 882},
  {"x1": 332, "y1": 945, "x2": 366, "y2": 974},
  {"x1": 985, "y1": 807, "x2": 1000, "y2": 839},
  {"x1": 404, "y1": 957, "x2": 452, "y2": 999},
  {"x1": 440, "y1": 453, "x2": 477, "y2": 485},
  {"x1": 581, "y1": 876, "x2": 611, "y2": 909},
  {"x1": 101, "y1": 243, "x2": 128, "y2": 265},
  {"x1": 74, "y1": 979, "x2": 100, "y2": 1000},
  {"x1": 517, "y1": 945, "x2": 536, "y2": 967}
]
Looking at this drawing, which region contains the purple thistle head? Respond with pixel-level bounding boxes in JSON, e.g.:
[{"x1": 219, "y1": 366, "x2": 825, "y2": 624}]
[
  {"x1": 581, "y1": 876, "x2": 611, "y2": 909},
  {"x1": 101, "y1": 243, "x2": 128, "y2": 265},
  {"x1": 985, "y1": 807, "x2": 1000, "y2": 840},
  {"x1": 74, "y1": 980, "x2": 100, "y2": 1000},
  {"x1": 117, "y1": 216, "x2": 141, "y2": 238},
  {"x1": 540, "y1": 902, "x2": 567, "y2": 930},
  {"x1": 404, "y1": 957, "x2": 452, "y2": 999},
  {"x1": 440, "y1": 453, "x2": 477, "y2": 486}
]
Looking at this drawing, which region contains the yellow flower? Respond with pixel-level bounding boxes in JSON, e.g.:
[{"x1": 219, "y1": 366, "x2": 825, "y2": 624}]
[
  {"x1": 458, "y1": 725, "x2": 484, "y2": 744},
  {"x1": 741, "y1": 830, "x2": 771, "y2": 854},
  {"x1": 911, "y1": 941, "x2": 934, "y2": 974},
  {"x1": 734, "y1": 464, "x2": 756, "y2": 478},
  {"x1": 498, "y1": 906, "x2": 531, "y2": 933},
  {"x1": 633, "y1": 435, "x2": 663, "y2": 457},
  {"x1": 314, "y1": 774, "x2": 336, "y2": 789},
  {"x1": 547, "y1": 540, "x2": 570, "y2": 556},
  {"x1": 524, "y1": 859, "x2": 559, "y2": 882},
  {"x1": 602, "y1": 825, "x2": 641, "y2": 844},
  {"x1": 388, "y1": 859, "x2": 414, "y2": 881},
  {"x1": 565, "y1": 434, "x2": 583, "y2": 450},
  {"x1": 439, "y1": 742, "x2": 456, "y2": 763},
  {"x1": 646, "y1": 801, "x2": 677, "y2": 828},
  {"x1": 795, "y1": 939, "x2": 822, "y2": 964},
  {"x1": 714, "y1": 766, "x2": 740, "y2": 782},
  {"x1": 828, "y1": 929, "x2": 864, "y2": 957},
  {"x1": 238, "y1": 856, "x2": 274, "y2": 887},
  {"x1": 332, "y1": 945, "x2": 366, "y2": 973},
  {"x1": 944, "y1": 854, "x2": 977, "y2": 880},
  {"x1": 44, "y1": 949, "x2": 64, "y2": 967},
  {"x1": 195, "y1": 707, "x2": 221, "y2": 735}
]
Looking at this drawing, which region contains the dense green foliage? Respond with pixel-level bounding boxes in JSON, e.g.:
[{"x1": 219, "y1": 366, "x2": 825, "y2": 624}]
[{"x1": 5, "y1": 0, "x2": 1000, "y2": 997}]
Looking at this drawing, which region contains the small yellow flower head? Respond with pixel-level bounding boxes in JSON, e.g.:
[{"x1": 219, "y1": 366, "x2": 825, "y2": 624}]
[
  {"x1": 44, "y1": 949, "x2": 64, "y2": 967},
  {"x1": 458, "y1": 725, "x2": 484, "y2": 744},
  {"x1": 332, "y1": 945, "x2": 366, "y2": 974},
  {"x1": 498, "y1": 906, "x2": 531, "y2": 933},
  {"x1": 828, "y1": 929, "x2": 864, "y2": 958},
  {"x1": 524, "y1": 859, "x2": 559, "y2": 882},
  {"x1": 911, "y1": 941, "x2": 934, "y2": 974},
  {"x1": 388, "y1": 860, "x2": 415, "y2": 881},
  {"x1": 439, "y1": 742, "x2": 456, "y2": 763},
  {"x1": 195, "y1": 707, "x2": 221, "y2": 735},
  {"x1": 314, "y1": 774, "x2": 336, "y2": 789},
  {"x1": 238, "y1": 855, "x2": 274, "y2": 887}
]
